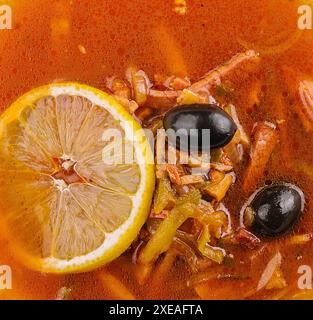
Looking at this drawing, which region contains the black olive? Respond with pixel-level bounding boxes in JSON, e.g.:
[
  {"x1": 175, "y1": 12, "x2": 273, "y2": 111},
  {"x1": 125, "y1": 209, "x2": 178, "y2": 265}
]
[
  {"x1": 163, "y1": 104, "x2": 237, "y2": 152},
  {"x1": 247, "y1": 183, "x2": 305, "y2": 237}
]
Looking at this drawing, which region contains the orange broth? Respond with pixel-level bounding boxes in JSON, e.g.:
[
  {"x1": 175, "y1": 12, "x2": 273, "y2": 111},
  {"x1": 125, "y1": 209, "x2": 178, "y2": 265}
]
[{"x1": 1, "y1": 0, "x2": 313, "y2": 300}]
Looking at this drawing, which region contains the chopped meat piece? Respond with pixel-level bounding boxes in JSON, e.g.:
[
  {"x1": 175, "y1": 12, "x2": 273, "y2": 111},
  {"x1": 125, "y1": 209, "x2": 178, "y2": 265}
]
[{"x1": 235, "y1": 228, "x2": 261, "y2": 249}]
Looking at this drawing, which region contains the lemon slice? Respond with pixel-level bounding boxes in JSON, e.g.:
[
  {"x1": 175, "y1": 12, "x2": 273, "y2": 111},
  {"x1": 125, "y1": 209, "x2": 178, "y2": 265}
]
[{"x1": 0, "y1": 83, "x2": 155, "y2": 273}]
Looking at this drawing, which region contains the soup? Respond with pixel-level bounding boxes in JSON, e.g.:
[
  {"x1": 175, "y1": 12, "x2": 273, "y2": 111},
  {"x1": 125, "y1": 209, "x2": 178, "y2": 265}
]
[{"x1": 1, "y1": 0, "x2": 313, "y2": 300}]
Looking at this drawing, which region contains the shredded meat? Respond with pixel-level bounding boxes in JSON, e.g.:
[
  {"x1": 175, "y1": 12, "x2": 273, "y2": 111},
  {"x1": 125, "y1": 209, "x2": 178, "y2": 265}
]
[
  {"x1": 235, "y1": 228, "x2": 261, "y2": 249},
  {"x1": 179, "y1": 50, "x2": 260, "y2": 97}
]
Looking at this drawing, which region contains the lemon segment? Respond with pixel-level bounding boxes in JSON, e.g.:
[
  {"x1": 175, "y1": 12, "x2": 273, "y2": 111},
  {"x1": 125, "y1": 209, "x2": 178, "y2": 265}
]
[{"x1": 0, "y1": 83, "x2": 155, "y2": 273}]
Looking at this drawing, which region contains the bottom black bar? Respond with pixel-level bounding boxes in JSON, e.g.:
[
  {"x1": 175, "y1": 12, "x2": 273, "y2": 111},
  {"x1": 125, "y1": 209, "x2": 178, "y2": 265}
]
[{"x1": 0, "y1": 300, "x2": 310, "y2": 318}]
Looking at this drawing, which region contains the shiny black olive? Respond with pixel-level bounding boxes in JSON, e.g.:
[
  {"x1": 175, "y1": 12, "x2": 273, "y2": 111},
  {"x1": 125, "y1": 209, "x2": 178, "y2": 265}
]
[
  {"x1": 248, "y1": 183, "x2": 305, "y2": 237},
  {"x1": 163, "y1": 104, "x2": 237, "y2": 152}
]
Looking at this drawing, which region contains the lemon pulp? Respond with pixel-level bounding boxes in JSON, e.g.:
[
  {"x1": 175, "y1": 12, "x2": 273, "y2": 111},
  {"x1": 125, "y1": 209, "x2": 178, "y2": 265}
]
[{"x1": 0, "y1": 83, "x2": 155, "y2": 273}]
